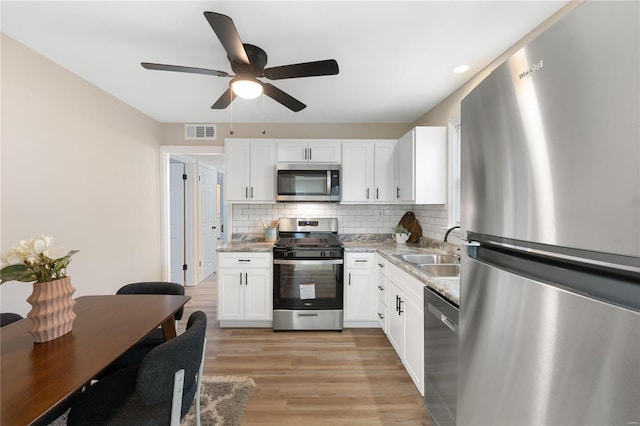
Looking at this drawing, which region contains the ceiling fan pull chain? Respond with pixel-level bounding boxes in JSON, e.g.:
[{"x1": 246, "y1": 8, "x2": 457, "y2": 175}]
[
  {"x1": 261, "y1": 94, "x2": 266, "y2": 135},
  {"x1": 229, "y1": 91, "x2": 234, "y2": 135}
]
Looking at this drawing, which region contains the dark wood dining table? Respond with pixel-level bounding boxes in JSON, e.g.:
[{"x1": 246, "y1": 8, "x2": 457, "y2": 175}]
[{"x1": 0, "y1": 294, "x2": 191, "y2": 426}]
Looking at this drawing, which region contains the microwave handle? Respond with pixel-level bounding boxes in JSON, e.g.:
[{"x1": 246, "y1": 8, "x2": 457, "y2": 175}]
[{"x1": 327, "y1": 170, "x2": 331, "y2": 196}]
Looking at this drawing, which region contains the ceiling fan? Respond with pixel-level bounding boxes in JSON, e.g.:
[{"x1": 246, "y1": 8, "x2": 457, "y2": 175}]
[{"x1": 141, "y1": 12, "x2": 339, "y2": 112}]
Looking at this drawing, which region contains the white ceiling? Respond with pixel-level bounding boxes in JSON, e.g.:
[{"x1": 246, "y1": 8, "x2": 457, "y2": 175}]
[{"x1": 1, "y1": 1, "x2": 568, "y2": 124}]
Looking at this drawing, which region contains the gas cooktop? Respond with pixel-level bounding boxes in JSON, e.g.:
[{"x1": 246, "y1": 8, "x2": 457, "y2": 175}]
[
  {"x1": 273, "y1": 218, "x2": 342, "y2": 249},
  {"x1": 274, "y1": 235, "x2": 342, "y2": 249}
]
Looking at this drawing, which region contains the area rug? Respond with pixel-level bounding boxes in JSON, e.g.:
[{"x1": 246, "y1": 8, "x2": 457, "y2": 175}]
[
  {"x1": 48, "y1": 375, "x2": 255, "y2": 425},
  {"x1": 183, "y1": 376, "x2": 256, "y2": 426}
]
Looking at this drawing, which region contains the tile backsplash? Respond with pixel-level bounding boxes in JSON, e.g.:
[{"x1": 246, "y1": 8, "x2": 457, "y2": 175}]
[{"x1": 230, "y1": 202, "x2": 460, "y2": 244}]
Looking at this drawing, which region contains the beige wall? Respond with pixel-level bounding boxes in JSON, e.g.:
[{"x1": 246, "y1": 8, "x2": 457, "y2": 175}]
[
  {"x1": 414, "y1": 0, "x2": 583, "y2": 126},
  {"x1": 160, "y1": 122, "x2": 413, "y2": 146},
  {"x1": 1, "y1": 34, "x2": 163, "y2": 314},
  {"x1": 411, "y1": 1, "x2": 583, "y2": 241}
]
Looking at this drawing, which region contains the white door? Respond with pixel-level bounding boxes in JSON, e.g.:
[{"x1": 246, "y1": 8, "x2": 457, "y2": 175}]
[
  {"x1": 224, "y1": 141, "x2": 250, "y2": 201},
  {"x1": 198, "y1": 163, "x2": 217, "y2": 279},
  {"x1": 169, "y1": 162, "x2": 185, "y2": 284},
  {"x1": 218, "y1": 268, "x2": 244, "y2": 320},
  {"x1": 341, "y1": 141, "x2": 373, "y2": 203},
  {"x1": 244, "y1": 269, "x2": 272, "y2": 321},
  {"x1": 396, "y1": 131, "x2": 415, "y2": 202},
  {"x1": 249, "y1": 141, "x2": 276, "y2": 201},
  {"x1": 307, "y1": 140, "x2": 340, "y2": 163},
  {"x1": 374, "y1": 140, "x2": 397, "y2": 202}
]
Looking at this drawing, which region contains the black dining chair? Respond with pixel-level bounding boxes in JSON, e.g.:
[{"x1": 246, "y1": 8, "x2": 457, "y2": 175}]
[
  {"x1": 99, "y1": 282, "x2": 185, "y2": 376},
  {"x1": 0, "y1": 312, "x2": 23, "y2": 327},
  {"x1": 67, "y1": 311, "x2": 207, "y2": 426}
]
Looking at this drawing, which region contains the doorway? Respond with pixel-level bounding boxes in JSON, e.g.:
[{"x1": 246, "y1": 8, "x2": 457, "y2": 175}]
[{"x1": 160, "y1": 146, "x2": 226, "y2": 286}]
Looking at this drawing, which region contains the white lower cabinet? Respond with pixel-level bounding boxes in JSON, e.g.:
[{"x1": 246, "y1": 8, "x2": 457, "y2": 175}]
[
  {"x1": 385, "y1": 261, "x2": 424, "y2": 395},
  {"x1": 376, "y1": 255, "x2": 388, "y2": 333},
  {"x1": 218, "y1": 252, "x2": 272, "y2": 326},
  {"x1": 344, "y1": 252, "x2": 378, "y2": 326}
]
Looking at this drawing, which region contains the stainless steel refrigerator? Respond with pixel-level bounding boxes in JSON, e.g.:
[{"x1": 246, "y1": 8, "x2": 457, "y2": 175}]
[{"x1": 459, "y1": 1, "x2": 640, "y2": 425}]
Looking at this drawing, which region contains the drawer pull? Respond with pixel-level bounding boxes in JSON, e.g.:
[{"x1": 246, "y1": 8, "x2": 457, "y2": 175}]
[
  {"x1": 238, "y1": 259, "x2": 252, "y2": 262},
  {"x1": 355, "y1": 259, "x2": 368, "y2": 263}
]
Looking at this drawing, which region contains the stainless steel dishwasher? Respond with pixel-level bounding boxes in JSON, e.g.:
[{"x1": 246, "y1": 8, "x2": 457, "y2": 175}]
[{"x1": 424, "y1": 286, "x2": 458, "y2": 426}]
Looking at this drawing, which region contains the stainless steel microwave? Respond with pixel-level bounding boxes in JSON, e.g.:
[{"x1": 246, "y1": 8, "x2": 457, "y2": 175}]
[{"x1": 276, "y1": 164, "x2": 341, "y2": 202}]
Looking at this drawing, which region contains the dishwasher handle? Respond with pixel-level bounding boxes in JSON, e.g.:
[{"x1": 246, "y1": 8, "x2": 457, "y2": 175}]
[{"x1": 427, "y1": 303, "x2": 457, "y2": 333}]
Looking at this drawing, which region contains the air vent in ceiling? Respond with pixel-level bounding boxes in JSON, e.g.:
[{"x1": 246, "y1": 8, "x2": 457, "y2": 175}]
[{"x1": 185, "y1": 124, "x2": 216, "y2": 140}]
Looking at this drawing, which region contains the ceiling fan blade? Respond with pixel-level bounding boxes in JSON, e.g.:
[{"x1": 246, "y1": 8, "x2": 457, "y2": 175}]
[
  {"x1": 263, "y1": 83, "x2": 306, "y2": 112},
  {"x1": 204, "y1": 12, "x2": 250, "y2": 65},
  {"x1": 141, "y1": 62, "x2": 230, "y2": 77},
  {"x1": 211, "y1": 88, "x2": 236, "y2": 109},
  {"x1": 264, "y1": 59, "x2": 339, "y2": 80}
]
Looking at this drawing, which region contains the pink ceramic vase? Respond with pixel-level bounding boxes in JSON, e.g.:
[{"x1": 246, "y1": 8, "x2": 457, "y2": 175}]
[{"x1": 26, "y1": 276, "x2": 76, "y2": 343}]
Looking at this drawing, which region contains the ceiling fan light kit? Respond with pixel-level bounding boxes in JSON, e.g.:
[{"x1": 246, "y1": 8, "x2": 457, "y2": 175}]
[
  {"x1": 230, "y1": 77, "x2": 263, "y2": 100},
  {"x1": 141, "y1": 11, "x2": 339, "y2": 112}
]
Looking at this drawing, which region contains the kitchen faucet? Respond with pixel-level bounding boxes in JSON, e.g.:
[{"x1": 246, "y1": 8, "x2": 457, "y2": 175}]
[{"x1": 443, "y1": 225, "x2": 460, "y2": 242}]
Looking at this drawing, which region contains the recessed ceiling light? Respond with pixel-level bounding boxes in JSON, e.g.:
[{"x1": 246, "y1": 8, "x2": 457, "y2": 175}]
[{"x1": 453, "y1": 65, "x2": 470, "y2": 74}]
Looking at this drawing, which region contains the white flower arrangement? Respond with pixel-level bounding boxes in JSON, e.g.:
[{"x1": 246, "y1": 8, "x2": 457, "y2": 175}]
[{"x1": 0, "y1": 235, "x2": 78, "y2": 284}]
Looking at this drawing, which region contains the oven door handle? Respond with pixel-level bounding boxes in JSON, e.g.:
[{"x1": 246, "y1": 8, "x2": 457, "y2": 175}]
[{"x1": 274, "y1": 259, "x2": 344, "y2": 265}]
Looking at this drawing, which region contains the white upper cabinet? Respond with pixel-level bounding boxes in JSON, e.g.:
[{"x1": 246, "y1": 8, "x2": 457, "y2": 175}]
[
  {"x1": 341, "y1": 140, "x2": 397, "y2": 203},
  {"x1": 225, "y1": 139, "x2": 276, "y2": 203},
  {"x1": 396, "y1": 126, "x2": 447, "y2": 204},
  {"x1": 374, "y1": 140, "x2": 397, "y2": 202},
  {"x1": 277, "y1": 140, "x2": 341, "y2": 163},
  {"x1": 341, "y1": 141, "x2": 374, "y2": 203}
]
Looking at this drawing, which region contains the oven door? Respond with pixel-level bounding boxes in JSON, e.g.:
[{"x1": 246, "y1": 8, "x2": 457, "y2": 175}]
[{"x1": 273, "y1": 259, "x2": 344, "y2": 310}]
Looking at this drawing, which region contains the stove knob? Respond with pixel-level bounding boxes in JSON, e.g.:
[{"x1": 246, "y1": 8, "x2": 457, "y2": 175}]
[
  {"x1": 320, "y1": 251, "x2": 326, "y2": 257},
  {"x1": 329, "y1": 251, "x2": 335, "y2": 257}
]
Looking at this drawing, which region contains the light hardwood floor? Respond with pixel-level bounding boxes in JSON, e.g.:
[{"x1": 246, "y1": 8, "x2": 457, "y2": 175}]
[{"x1": 180, "y1": 275, "x2": 432, "y2": 425}]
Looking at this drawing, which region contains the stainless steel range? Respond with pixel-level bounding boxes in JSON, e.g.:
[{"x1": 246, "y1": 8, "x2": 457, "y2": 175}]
[{"x1": 272, "y1": 218, "x2": 344, "y2": 331}]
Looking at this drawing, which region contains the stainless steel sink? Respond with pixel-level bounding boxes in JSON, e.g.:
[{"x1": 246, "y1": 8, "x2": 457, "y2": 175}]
[
  {"x1": 396, "y1": 253, "x2": 459, "y2": 264},
  {"x1": 416, "y1": 264, "x2": 460, "y2": 277}
]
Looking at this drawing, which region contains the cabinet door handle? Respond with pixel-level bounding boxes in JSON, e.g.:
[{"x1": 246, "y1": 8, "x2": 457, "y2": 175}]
[
  {"x1": 366, "y1": 188, "x2": 370, "y2": 199},
  {"x1": 304, "y1": 147, "x2": 308, "y2": 160},
  {"x1": 396, "y1": 187, "x2": 400, "y2": 199},
  {"x1": 245, "y1": 187, "x2": 248, "y2": 199},
  {"x1": 376, "y1": 188, "x2": 379, "y2": 199},
  {"x1": 395, "y1": 295, "x2": 399, "y2": 312},
  {"x1": 239, "y1": 272, "x2": 243, "y2": 285},
  {"x1": 250, "y1": 187, "x2": 254, "y2": 199},
  {"x1": 245, "y1": 273, "x2": 248, "y2": 285},
  {"x1": 378, "y1": 285, "x2": 384, "y2": 291},
  {"x1": 378, "y1": 313, "x2": 384, "y2": 320},
  {"x1": 309, "y1": 148, "x2": 312, "y2": 160},
  {"x1": 348, "y1": 273, "x2": 351, "y2": 285},
  {"x1": 377, "y1": 263, "x2": 384, "y2": 268},
  {"x1": 398, "y1": 298, "x2": 404, "y2": 315}
]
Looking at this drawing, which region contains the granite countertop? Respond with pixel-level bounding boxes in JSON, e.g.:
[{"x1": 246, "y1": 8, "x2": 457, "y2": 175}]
[
  {"x1": 343, "y1": 240, "x2": 460, "y2": 306},
  {"x1": 217, "y1": 241, "x2": 275, "y2": 252},
  {"x1": 217, "y1": 238, "x2": 460, "y2": 306},
  {"x1": 373, "y1": 244, "x2": 460, "y2": 307}
]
